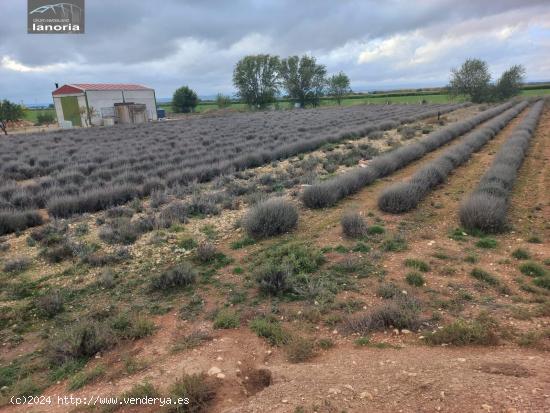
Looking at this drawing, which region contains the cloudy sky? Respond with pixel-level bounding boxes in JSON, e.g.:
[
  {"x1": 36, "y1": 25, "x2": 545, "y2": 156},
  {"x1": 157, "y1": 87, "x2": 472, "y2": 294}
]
[{"x1": 1, "y1": 0, "x2": 549, "y2": 104}]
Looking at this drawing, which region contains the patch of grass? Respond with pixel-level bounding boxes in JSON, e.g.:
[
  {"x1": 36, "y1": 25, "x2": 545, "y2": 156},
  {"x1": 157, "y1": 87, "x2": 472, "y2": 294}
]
[
  {"x1": 200, "y1": 224, "x2": 218, "y2": 240},
  {"x1": 471, "y1": 268, "x2": 500, "y2": 286},
  {"x1": 68, "y1": 364, "x2": 105, "y2": 390},
  {"x1": 179, "y1": 238, "x2": 197, "y2": 250},
  {"x1": 517, "y1": 329, "x2": 550, "y2": 349},
  {"x1": 405, "y1": 272, "x2": 425, "y2": 287},
  {"x1": 404, "y1": 258, "x2": 430, "y2": 272},
  {"x1": 232, "y1": 266, "x2": 244, "y2": 275},
  {"x1": 367, "y1": 225, "x2": 385, "y2": 235},
  {"x1": 179, "y1": 295, "x2": 204, "y2": 321},
  {"x1": 122, "y1": 381, "x2": 161, "y2": 399},
  {"x1": 345, "y1": 295, "x2": 421, "y2": 334},
  {"x1": 475, "y1": 238, "x2": 498, "y2": 249},
  {"x1": 527, "y1": 236, "x2": 542, "y2": 244},
  {"x1": 230, "y1": 236, "x2": 256, "y2": 249},
  {"x1": 172, "y1": 330, "x2": 212, "y2": 353},
  {"x1": 533, "y1": 277, "x2": 550, "y2": 290},
  {"x1": 285, "y1": 336, "x2": 316, "y2": 363},
  {"x1": 151, "y1": 262, "x2": 197, "y2": 290},
  {"x1": 334, "y1": 245, "x2": 349, "y2": 253},
  {"x1": 316, "y1": 338, "x2": 334, "y2": 350},
  {"x1": 377, "y1": 282, "x2": 401, "y2": 299},
  {"x1": 381, "y1": 235, "x2": 407, "y2": 252},
  {"x1": 511, "y1": 248, "x2": 530, "y2": 260},
  {"x1": 464, "y1": 254, "x2": 478, "y2": 264},
  {"x1": 519, "y1": 262, "x2": 547, "y2": 277},
  {"x1": 167, "y1": 373, "x2": 217, "y2": 413},
  {"x1": 111, "y1": 314, "x2": 155, "y2": 340},
  {"x1": 354, "y1": 336, "x2": 371, "y2": 346},
  {"x1": 449, "y1": 228, "x2": 468, "y2": 241},
  {"x1": 352, "y1": 242, "x2": 370, "y2": 253},
  {"x1": 3, "y1": 257, "x2": 31, "y2": 273},
  {"x1": 425, "y1": 313, "x2": 499, "y2": 346},
  {"x1": 212, "y1": 310, "x2": 240, "y2": 329},
  {"x1": 249, "y1": 317, "x2": 290, "y2": 346}
]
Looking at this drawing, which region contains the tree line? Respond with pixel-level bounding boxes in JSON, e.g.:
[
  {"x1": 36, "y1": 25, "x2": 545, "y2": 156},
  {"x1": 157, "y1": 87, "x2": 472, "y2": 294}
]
[
  {"x1": 232, "y1": 54, "x2": 350, "y2": 108},
  {"x1": 449, "y1": 58, "x2": 525, "y2": 103},
  {"x1": 172, "y1": 54, "x2": 350, "y2": 112}
]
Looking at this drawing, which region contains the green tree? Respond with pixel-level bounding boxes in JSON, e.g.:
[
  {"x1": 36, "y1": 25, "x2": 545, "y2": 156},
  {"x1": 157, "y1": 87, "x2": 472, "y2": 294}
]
[
  {"x1": 233, "y1": 55, "x2": 281, "y2": 108},
  {"x1": 280, "y1": 55, "x2": 327, "y2": 107},
  {"x1": 327, "y1": 72, "x2": 351, "y2": 105},
  {"x1": 494, "y1": 65, "x2": 525, "y2": 100},
  {"x1": 172, "y1": 86, "x2": 199, "y2": 113},
  {"x1": 0, "y1": 99, "x2": 26, "y2": 135},
  {"x1": 215, "y1": 93, "x2": 232, "y2": 109},
  {"x1": 449, "y1": 58, "x2": 491, "y2": 103}
]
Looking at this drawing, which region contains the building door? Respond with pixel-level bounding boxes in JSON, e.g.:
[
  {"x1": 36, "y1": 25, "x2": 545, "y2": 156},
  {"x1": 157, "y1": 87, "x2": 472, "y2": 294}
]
[{"x1": 60, "y1": 96, "x2": 82, "y2": 127}]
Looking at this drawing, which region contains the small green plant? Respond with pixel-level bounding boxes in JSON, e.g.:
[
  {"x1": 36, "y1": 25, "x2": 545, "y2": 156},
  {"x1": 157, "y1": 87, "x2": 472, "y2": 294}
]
[
  {"x1": 519, "y1": 262, "x2": 547, "y2": 277},
  {"x1": 354, "y1": 336, "x2": 371, "y2": 346},
  {"x1": 449, "y1": 228, "x2": 468, "y2": 241},
  {"x1": 230, "y1": 236, "x2": 256, "y2": 249},
  {"x1": 377, "y1": 282, "x2": 400, "y2": 299},
  {"x1": 511, "y1": 248, "x2": 530, "y2": 260},
  {"x1": 464, "y1": 254, "x2": 478, "y2": 263},
  {"x1": 316, "y1": 338, "x2": 334, "y2": 350},
  {"x1": 249, "y1": 317, "x2": 290, "y2": 346},
  {"x1": 475, "y1": 238, "x2": 498, "y2": 249},
  {"x1": 367, "y1": 225, "x2": 385, "y2": 235},
  {"x1": 213, "y1": 310, "x2": 240, "y2": 329},
  {"x1": 404, "y1": 258, "x2": 430, "y2": 272},
  {"x1": 471, "y1": 268, "x2": 500, "y2": 286},
  {"x1": 405, "y1": 272, "x2": 425, "y2": 287},
  {"x1": 167, "y1": 373, "x2": 217, "y2": 413},
  {"x1": 381, "y1": 236, "x2": 407, "y2": 252},
  {"x1": 232, "y1": 266, "x2": 244, "y2": 275},
  {"x1": 179, "y1": 238, "x2": 197, "y2": 250},
  {"x1": 171, "y1": 330, "x2": 212, "y2": 353},
  {"x1": 424, "y1": 314, "x2": 499, "y2": 346},
  {"x1": 533, "y1": 277, "x2": 550, "y2": 290},
  {"x1": 68, "y1": 364, "x2": 105, "y2": 390},
  {"x1": 352, "y1": 242, "x2": 370, "y2": 253},
  {"x1": 285, "y1": 336, "x2": 316, "y2": 363},
  {"x1": 122, "y1": 382, "x2": 161, "y2": 399},
  {"x1": 527, "y1": 236, "x2": 542, "y2": 244},
  {"x1": 151, "y1": 262, "x2": 197, "y2": 290}
]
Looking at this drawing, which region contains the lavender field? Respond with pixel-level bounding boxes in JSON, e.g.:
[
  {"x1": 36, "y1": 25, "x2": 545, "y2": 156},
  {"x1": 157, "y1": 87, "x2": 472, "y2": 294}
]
[{"x1": 0, "y1": 103, "x2": 461, "y2": 232}]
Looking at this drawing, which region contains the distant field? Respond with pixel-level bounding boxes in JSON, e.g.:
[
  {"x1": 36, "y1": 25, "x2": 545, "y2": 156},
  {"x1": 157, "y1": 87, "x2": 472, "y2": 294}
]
[
  {"x1": 25, "y1": 87, "x2": 550, "y2": 122},
  {"x1": 23, "y1": 108, "x2": 56, "y2": 123},
  {"x1": 159, "y1": 87, "x2": 550, "y2": 114}
]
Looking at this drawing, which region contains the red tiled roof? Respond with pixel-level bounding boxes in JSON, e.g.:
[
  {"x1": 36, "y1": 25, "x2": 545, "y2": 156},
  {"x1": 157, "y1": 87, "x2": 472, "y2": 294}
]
[{"x1": 53, "y1": 83, "x2": 152, "y2": 95}]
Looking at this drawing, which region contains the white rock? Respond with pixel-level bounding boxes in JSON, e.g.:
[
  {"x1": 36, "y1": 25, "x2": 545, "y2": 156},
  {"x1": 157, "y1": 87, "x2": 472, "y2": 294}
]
[
  {"x1": 208, "y1": 366, "x2": 222, "y2": 376},
  {"x1": 216, "y1": 373, "x2": 226, "y2": 379}
]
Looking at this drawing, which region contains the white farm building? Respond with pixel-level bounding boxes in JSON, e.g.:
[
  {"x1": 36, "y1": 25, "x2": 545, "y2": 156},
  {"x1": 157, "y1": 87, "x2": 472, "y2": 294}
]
[{"x1": 52, "y1": 83, "x2": 158, "y2": 127}]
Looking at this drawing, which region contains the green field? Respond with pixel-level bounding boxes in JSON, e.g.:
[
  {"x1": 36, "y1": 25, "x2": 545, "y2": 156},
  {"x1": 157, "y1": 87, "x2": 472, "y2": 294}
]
[
  {"x1": 25, "y1": 88, "x2": 550, "y2": 123},
  {"x1": 23, "y1": 108, "x2": 56, "y2": 124}
]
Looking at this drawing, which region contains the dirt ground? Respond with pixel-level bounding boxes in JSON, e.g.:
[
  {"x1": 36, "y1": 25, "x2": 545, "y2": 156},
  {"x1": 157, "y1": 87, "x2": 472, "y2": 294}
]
[{"x1": 1, "y1": 102, "x2": 549, "y2": 413}]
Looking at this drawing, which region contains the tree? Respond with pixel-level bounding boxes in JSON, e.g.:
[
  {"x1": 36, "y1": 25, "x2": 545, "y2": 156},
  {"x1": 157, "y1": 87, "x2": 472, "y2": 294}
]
[
  {"x1": 280, "y1": 55, "x2": 327, "y2": 107},
  {"x1": 494, "y1": 64, "x2": 525, "y2": 100},
  {"x1": 449, "y1": 58, "x2": 491, "y2": 103},
  {"x1": 327, "y1": 72, "x2": 351, "y2": 105},
  {"x1": 172, "y1": 86, "x2": 199, "y2": 113},
  {"x1": 215, "y1": 93, "x2": 232, "y2": 109},
  {"x1": 233, "y1": 55, "x2": 281, "y2": 108},
  {"x1": 0, "y1": 99, "x2": 25, "y2": 135}
]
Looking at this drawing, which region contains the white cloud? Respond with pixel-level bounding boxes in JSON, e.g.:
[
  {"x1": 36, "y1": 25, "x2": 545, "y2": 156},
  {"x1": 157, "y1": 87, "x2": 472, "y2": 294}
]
[{"x1": 0, "y1": 56, "x2": 71, "y2": 73}]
